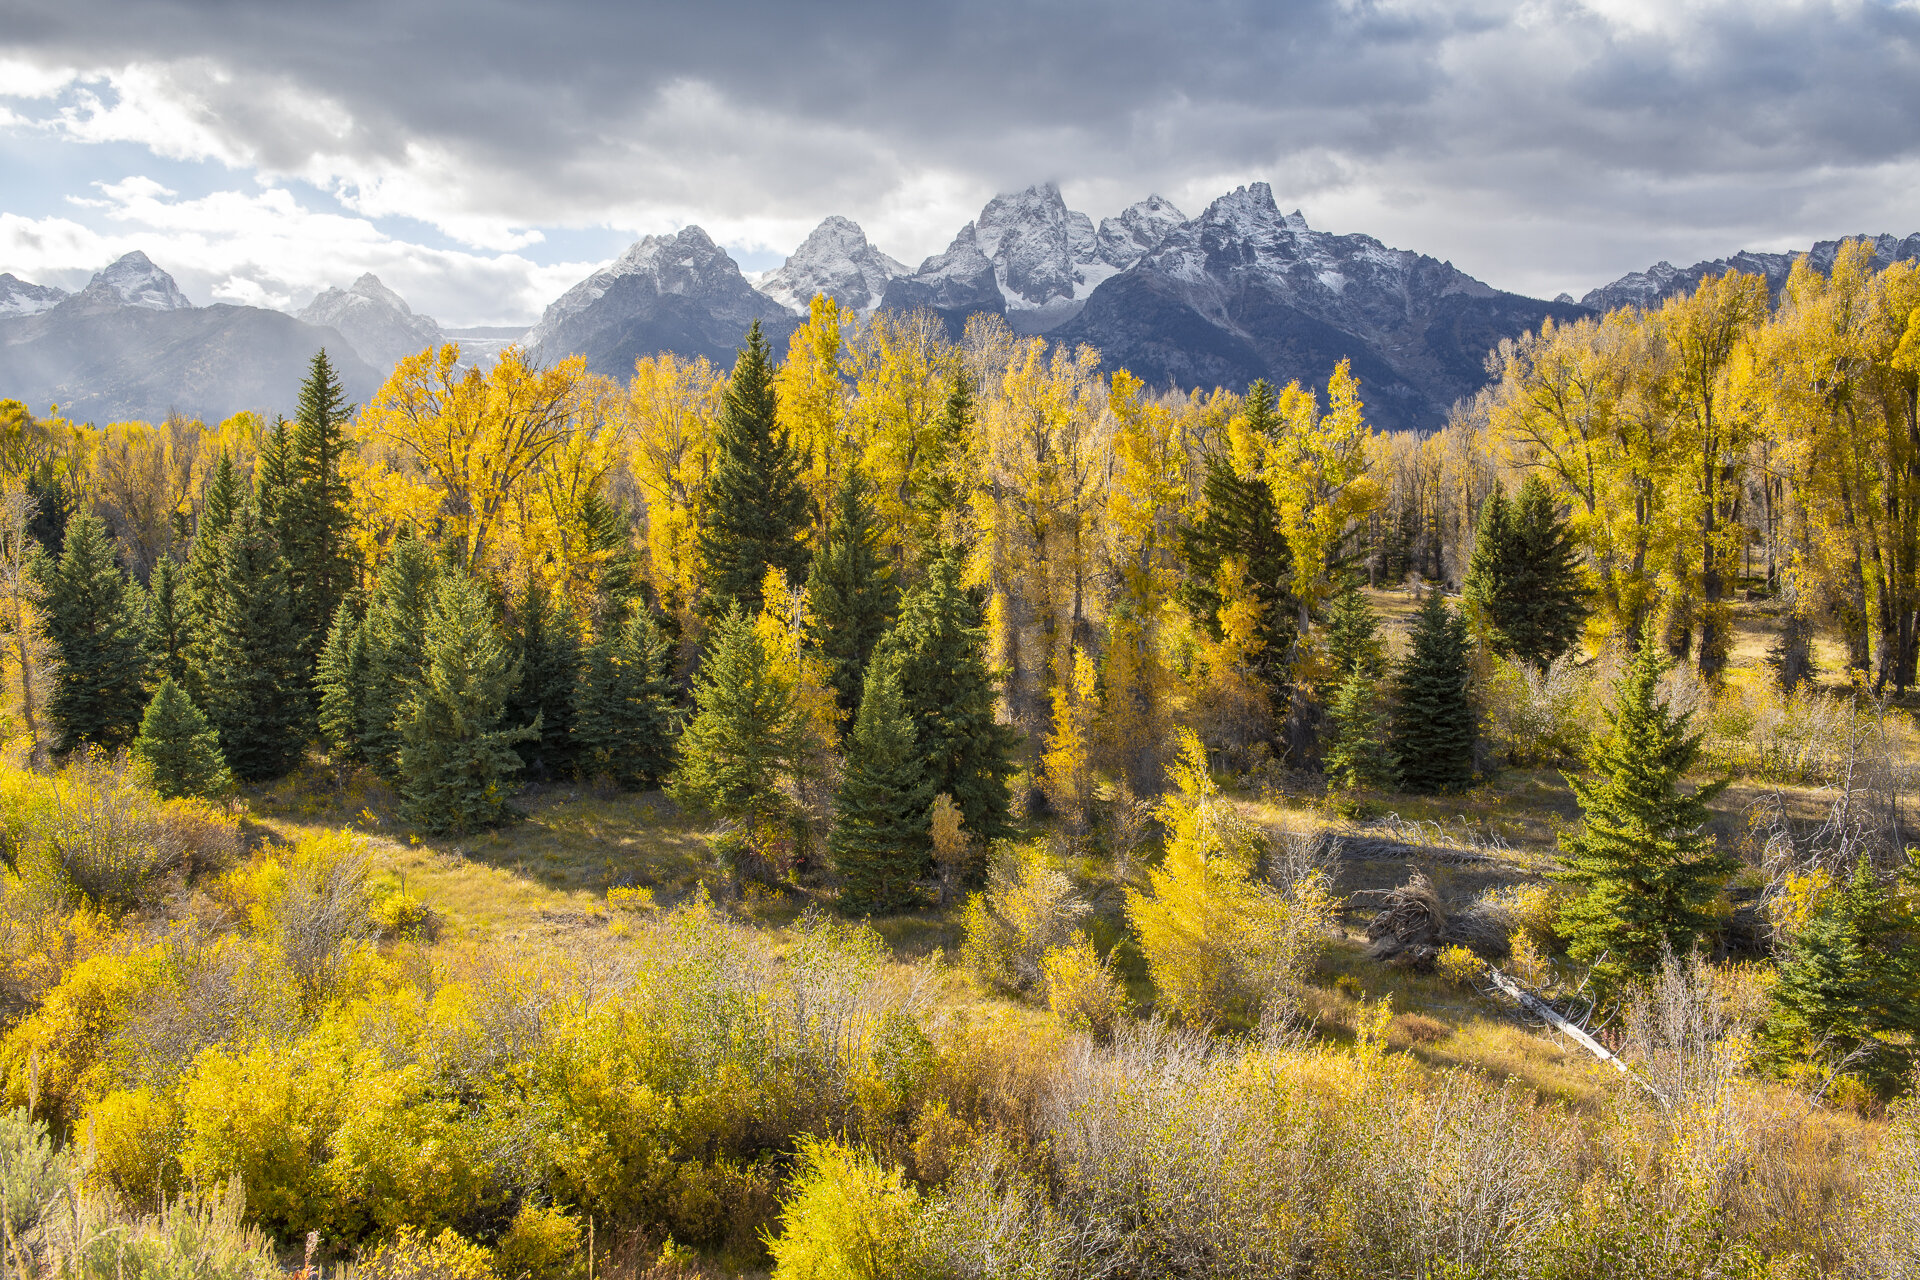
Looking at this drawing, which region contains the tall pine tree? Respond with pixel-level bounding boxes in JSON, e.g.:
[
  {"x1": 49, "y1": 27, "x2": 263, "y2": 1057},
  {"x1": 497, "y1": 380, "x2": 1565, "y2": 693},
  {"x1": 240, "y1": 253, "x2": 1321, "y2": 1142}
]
[
  {"x1": 132, "y1": 677, "x2": 233, "y2": 800},
  {"x1": 830, "y1": 653, "x2": 933, "y2": 913},
  {"x1": 397, "y1": 571, "x2": 531, "y2": 834},
  {"x1": 806, "y1": 470, "x2": 898, "y2": 717},
  {"x1": 1557, "y1": 631, "x2": 1736, "y2": 997},
  {"x1": 316, "y1": 600, "x2": 370, "y2": 767},
  {"x1": 1464, "y1": 477, "x2": 1588, "y2": 666},
  {"x1": 696, "y1": 321, "x2": 811, "y2": 617},
  {"x1": 145, "y1": 556, "x2": 189, "y2": 688},
  {"x1": 507, "y1": 579, "x2": 581, "y2": 780},
  {"x1": 670, "y1": 604, "x2": 799, "y2": 824},
  {"x1": 281, "y1": 350, "x2": 359, "y2": 671},
  {"x1": 360, "y1": 537, "x2": 441, "y2": 780},
  {"x1": 572, "y1": 606, "x2": 677, "y2": 789},
  {"x1": 1390, "y1": 589, "x2": 1476, "y2": 793},
  {"x1": 875, "y1": 549, "x2": 1018, "y2": 844},
  {"x1": 1322, "y1": 578, "x2": 1385, "y2": 683},
  {"x1": 202, "y1": 502, "x2": 307, "y2": 782},
  {"x1": 181, "y1": 451, "x2": 244, "y2": 702},
  {"x1": 1180, "y1": 451, "x2": 1297, "y2": 705},
  {"x1": 34, "y1": 514, "x2": 149, "y2": 752}
]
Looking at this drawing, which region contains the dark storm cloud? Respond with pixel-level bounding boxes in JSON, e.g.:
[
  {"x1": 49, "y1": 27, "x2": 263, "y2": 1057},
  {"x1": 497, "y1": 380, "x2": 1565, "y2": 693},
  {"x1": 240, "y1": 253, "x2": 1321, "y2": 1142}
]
[{"x1": 5, "y1": 0, "x2": 1920, "y2": 295}]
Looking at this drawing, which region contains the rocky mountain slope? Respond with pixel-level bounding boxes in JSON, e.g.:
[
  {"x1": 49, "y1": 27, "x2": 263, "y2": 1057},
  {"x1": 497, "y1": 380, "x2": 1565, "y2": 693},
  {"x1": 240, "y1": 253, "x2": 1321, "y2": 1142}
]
[
  {"x1": 1055, "y1": 184, "x2": 1583, "y2": 432},
  {"x1": 756, "y1": 217, "x2": 905, "y2": 315},
  {"x1": 1582, "y1": 233, "x2": 1920, "y2": 312},
  {"x1": 523, "y1": 226, "x2": 796, "y2": 376},
  {"x1": 297, "y1": 273, "x2": 443, "y2": 371},
  {"x1": 0, "y1": 253, "x2": 378, "y2": 424},
  {"x1": 0, "y1": 274, "x2": 68, "y2": 318}
]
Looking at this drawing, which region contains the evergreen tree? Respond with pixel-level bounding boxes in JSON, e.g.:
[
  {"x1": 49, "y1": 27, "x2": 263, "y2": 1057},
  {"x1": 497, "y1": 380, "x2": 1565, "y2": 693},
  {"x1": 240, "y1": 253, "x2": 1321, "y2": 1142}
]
[
  {"x1": 670, "y1": 604, "x2": 799, "y2": 824},
  {"x1": 360, "y1": 538, "x2": 441, "y2": 779},
  {"x1": 912, "y1": 369, "x2": 975, "y2": 539},
  {"x1": 1179, "y1": 451, "x2": 1297, "y2": 703},
  {"x1": 696, "y1": 321, "x2": 811, "y2": 616},
  {"x1": 397, "y1": 572, "x2": 532, "y2": 834},
  {"x1": 1762, "y1": 859, "x2": 1920, "y2": 1084},
  {"x1": 572, "y1": 606, "x2": 677, "y2": 789},
  {"x1": 181, "y1": 451, "x2": 244, "y2": 699},
  {"x1": 280, "y1": 350, "x2": 358, "y2": 671},
  {"x1": 145, "y1": 556, "x2": 189, "y2": 687},
  {"x1": 316, "y1": 600, "x2": 370, "y2": 767},
  {"x1": 132, "y1": 677, "x2": 233, "y2": 800},
  {"x1": 254, "y1": 418, "x2": 295, "y2": 530},
  {"x1": 806, "y1": 470, "x2": 898, "y2": 716},
  {"x1": 24, "y1": 465, "x2": 74, "y2": 555},
  {"x1": 507, "y1": 580, "x2": 581, "y2": 780},
  {"x1": 1325, "y1": 672, "x2": 1395, "y2": 790},
  {"x1": 33, "y1": 513, "x2": 149, "y2": 752},
  {"x1": 1322, "y1": 579, "x2": 1385, "y2": 683},
  {"x1": 202, "y1": 503, "x2": 307, "y2": 782},
  {"x1": 1556, "y1": 632, "x2": 1736, "y2": 996},
  {"x1": 875, "y1": 549, "x2": 1019, "y2": 844},
  {"x1": 1390, "y1": 589, "x2": 1476, "y2": 794},
  {"x1": 830, "y1": 654, "x2": 933, "y2": 913},
  {"x1": 1464, "y1": 477, "x2": 1588, "y2": 666}
]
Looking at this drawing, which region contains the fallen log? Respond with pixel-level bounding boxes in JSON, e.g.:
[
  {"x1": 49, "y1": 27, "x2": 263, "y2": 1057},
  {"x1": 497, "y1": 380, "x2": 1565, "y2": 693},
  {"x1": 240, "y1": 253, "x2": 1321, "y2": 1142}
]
[{"x1": 1484, "y1": 967, "x2": 1627, "y2": 1075}]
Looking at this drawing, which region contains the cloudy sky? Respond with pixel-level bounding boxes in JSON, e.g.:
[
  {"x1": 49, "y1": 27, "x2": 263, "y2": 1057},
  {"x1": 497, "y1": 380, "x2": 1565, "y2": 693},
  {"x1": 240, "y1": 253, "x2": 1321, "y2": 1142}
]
[{"x1": 2, "y1": 0, "x2": 1916, "y2": 326}]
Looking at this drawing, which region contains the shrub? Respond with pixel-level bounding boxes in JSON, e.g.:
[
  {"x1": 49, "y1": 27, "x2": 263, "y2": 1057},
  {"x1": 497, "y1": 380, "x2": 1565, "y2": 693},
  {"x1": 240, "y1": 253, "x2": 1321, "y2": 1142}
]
[
  {"x1": 81, "y1": 1086, "x2": 179, "y2": 1206},
  {"x1": 1040, "y1": 934, "x2": 1128, "y2": 1040},
  {"x1": 0, "y1": 1105, "x2": 69, "y2": 1246},
  {"x1": 38, "y1": 752, "x2": 238, "y2": 915},
  {"x1": 492, "y1": 1201, "x2": 584, "y2": 1280},
  {"x1": 39, "y1": 1181, "x2": 278, "y2": 1280},
  {"x1": 356, "y1": 1226, "x2": 497, "y2": 1280},
  {"x1": 1435, "y1": 945, "x2": 1483, "y2": 986},
  {"x1": 1480, "y1": 653, "x2": 1589, "y2": 766},
  {"x1": 960, "y1": 841, "x2": 1088, "y2": 996},
  {"x1": 764, "y1": 1137, "x2": 928, "y2": 1280},
  {"x1": 1854, "y1": 1083, "x2": 1920, "y2": 1279}
]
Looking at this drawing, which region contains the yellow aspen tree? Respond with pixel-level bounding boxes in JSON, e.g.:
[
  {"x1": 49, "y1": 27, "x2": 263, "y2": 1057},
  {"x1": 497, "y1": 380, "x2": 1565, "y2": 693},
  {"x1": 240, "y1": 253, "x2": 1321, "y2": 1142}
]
[
  {"x1": 620, "y1": 351, "x2": 723, "y2": 636},
  {"x1": 505, "y1": 375, "x2": 624, "y2": 623},
  {"x1": 1039, "y1": 644, "x2": 1096, "y2": 829},
  {"x1": 753, "y1": 566, "x2": 841, "y2": 853},
  {"x1": 848, "y1": 306, "x2": 956, "y2": 566},
  {"x1": 775, "y1": 295, "x2": 851, "y2": 534},
  {"x1": 359, "y1": 344, "x2": 588, "y2": 576},
  {"x1": 0, "y1": 489, "x2": 56, "y2": 767}
]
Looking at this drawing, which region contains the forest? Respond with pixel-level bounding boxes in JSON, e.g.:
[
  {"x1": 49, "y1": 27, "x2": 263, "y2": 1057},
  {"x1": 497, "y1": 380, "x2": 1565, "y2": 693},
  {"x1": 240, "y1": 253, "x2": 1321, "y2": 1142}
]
[{"x1": 0, "y1": 241, "x2": 1916, "y2": 1278}]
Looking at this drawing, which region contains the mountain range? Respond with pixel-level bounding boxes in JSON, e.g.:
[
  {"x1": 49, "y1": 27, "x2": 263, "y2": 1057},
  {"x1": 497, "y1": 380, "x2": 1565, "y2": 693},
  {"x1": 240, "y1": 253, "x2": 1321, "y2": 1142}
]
[{"x1": 5, "y1": 189, "x2": 1916, "y2": 430}]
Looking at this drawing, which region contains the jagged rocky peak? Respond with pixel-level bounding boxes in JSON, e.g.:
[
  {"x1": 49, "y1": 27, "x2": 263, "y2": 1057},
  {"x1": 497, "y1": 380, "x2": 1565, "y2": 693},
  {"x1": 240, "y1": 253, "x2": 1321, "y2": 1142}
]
[
  {"x1": 759, "y1": 216, "x2": 907, "y2": 314},
  {"x1": 0, "y1": 273, "x2": 68, "y2": 318},
  {"x1": 971, "y1": 181, "x2": 1104, "y2": 310},
  {"x1": 298, "y1": 273, "x2": 442, "y2": 371},
  {"x1": 76, "y1": 251, "x2": 193, "y2": 311},
  {"x1": 527, "y1": 224, "x2": 757, "y2": 352},
  {"x1": 1095, "y1": 195, "x2": 1187, "y2": 269}
]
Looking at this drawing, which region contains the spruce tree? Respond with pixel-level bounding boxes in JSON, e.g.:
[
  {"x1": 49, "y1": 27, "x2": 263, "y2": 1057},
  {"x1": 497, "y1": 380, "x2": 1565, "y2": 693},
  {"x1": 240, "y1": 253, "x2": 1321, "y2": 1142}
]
[
  {"x1": 181, "y1": 451, "x2": 244, "y2": 700},
  {"x1": 912, "y1": 369, "x2": 975, "y2": 539},
  {"x1": 1322, "y1": 579, "x2": 1385, "y2": 683},
  {"x1": 696, "y1": 322, "x2": 811, "y2": 616},
  {"x1": 1325, "y1": 673, "x2": 1395, "y2": 790},
  {"x1": 145, "y1": 556, "x2": 189, "y2": 687},
  {"x1": 316, "y1": 601, "x2": 370, "y2": 767},
  {"x1": 34, "y1": 513, "x2": 149, "y2": 752},
  {"x1": 396, "y1": 571, "x2": 531, "y2": 834},
  {"x1": 830, "y1": 654, "x2": 933, "y2": 913},
  {"x1": 360, "y1": 538, "x2": 441, "y2": 779},
  {"x1": 1762, "y1": 859, "x2": 1920, "y2": 1084},
  {"x1": 875, "y1": 549, "x2": 1018, "y2": 843},
  {"x1": 24, "y1": 465, "x2": 74, "y2": 555},
  {"x1": 1556, "y1": 632, "x2": 1736, "y2": 996},
  {"x1": 281, "y1": 350, "x2": 358, "y2": 671},
  {"x1": 132, "y1": 677, "x2": 233, "y2": 800},
  {"x1": 1179, "y1": 451, "x2": 1297, "y2": 703},
  {"x1": 254, "y1": 418, "x2": 295, "y2": 530},
  {"x1": 1390, "y1": 589, "x2": 1476, "y2": 793},
  {"x1": 202, "y1": 503, "x2": 307, "y2": 782},
  {"x1": 508, "y1": 580, "x2": 581, "y2": 780},
  {"x1": 572, "y1": 606, "x2": 677, "y2": 789},
  {"x1": 806, "y1": 470, "x2": 898, "y2": 716},
  {"x1": 1464, "y1": 477, "x2": 1588, "y2": 666},
  {"x1": 670, "y1": 604, "x2": 799, "y2": 825}
]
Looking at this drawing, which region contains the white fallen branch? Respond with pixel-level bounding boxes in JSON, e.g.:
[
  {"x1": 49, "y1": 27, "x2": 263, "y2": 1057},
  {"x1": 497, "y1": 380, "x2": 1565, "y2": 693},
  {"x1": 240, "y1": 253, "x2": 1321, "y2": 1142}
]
[{"x1": 1485, "y1": 967, "x2": 1627, "y2": 1075}]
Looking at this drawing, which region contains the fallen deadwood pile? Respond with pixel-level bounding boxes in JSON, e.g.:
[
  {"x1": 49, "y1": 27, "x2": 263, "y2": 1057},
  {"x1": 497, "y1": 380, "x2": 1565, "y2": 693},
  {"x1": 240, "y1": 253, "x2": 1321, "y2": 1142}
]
[{"x1": 1358, "y1": 871, "x2": 1518, "y2": 968}]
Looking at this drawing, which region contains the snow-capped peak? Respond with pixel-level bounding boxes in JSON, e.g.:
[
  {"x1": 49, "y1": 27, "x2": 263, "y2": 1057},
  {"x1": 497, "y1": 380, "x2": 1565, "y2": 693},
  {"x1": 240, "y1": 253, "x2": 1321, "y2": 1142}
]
[
  {"x1": 79, "y1": 251, "x2": 193, "y2": 311},
  {"x1": 526, "y1": 225, "x2": 751, "y2": 352},
  {"x1": 297, "y1": 273, "x2": 441, "y2": 370},
  {"x1": 1096, "y1": 195, "x2": 1188, "y2": 269},
  {"x1": 0, "y1": 273, "x2": 68, "y2": 318},
  {"x1": 759, "y1": 216, "x2": 907, "y2": 315}
]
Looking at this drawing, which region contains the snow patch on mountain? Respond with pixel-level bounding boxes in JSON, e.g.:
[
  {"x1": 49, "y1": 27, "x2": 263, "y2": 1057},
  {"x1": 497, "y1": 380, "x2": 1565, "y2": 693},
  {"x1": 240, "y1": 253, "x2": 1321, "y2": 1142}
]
[
  {"x1": 1095, "y1": 196, "x2": 1186, "y2": 271},
  {"x1": 1580, "y1": 234, "x2": 1920, "y2": 312},
  {"x1": 759, "y1": 216, "x2": 906, "y2": 314},
  {"x1": 0, "y1": 273, "x2": 67, "y2": 318},
  {"x1": 525, "y1": 226, "x2": 766, "y2": 354}
]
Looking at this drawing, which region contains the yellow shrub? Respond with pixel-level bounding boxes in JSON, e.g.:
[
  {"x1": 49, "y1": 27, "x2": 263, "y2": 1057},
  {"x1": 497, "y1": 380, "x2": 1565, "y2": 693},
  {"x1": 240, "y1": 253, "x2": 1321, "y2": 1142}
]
[
  {"x1": 959, "y1": 841, "x2": 1088, "y2": 995},
  {"x1": 1436, "y1": 945, "x2": 1484, "y2": 987},
  {"x1": 1507, "y1": 930, "x2": 1554, "y2": 991},
  {"x1": 765, "y1": 1137, "x2": 925, "y2": 1280},
  {"x1": 82, "y1": 1086, "x2": 181, "y2": 1204},
  {"x1": 324, "y1": 1060, "x2": 495, "y2": 1238},
  {"x1": 176, "y1": 1041, "x2": 346, "y2": 1236},
  {"x1": 1040, "y1": 934, "x2": 1128, "y2": 1039},
  {"x1": 357, "y1": 1226, "x2": 497, "y2": 1280},
  {"x1": 1, "y1": 945, "x2": 150, "y2": 1123},
  {"x1": 607, "y1": 884, "x2": 657, "y2": 912},
  {"x1": 492, "y1": 1201, "x2": 584, "y2": 1280}
]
